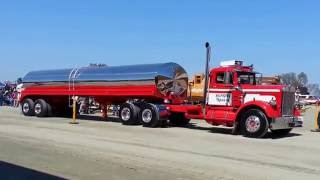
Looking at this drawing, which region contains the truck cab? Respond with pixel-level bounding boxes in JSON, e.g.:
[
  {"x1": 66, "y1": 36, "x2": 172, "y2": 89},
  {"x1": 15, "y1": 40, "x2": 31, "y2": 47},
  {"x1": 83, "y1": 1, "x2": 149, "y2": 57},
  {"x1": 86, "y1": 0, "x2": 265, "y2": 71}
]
[{"x1": 205, "y1": 60, "x2": 303, "y2": 137}]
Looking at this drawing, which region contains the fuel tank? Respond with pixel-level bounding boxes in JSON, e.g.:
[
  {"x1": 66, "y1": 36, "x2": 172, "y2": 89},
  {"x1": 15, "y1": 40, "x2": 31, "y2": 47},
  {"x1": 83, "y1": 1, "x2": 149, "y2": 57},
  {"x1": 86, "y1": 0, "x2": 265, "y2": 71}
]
[{"x1": 22, "y1": 62, "x2": 188, "y2": 96}]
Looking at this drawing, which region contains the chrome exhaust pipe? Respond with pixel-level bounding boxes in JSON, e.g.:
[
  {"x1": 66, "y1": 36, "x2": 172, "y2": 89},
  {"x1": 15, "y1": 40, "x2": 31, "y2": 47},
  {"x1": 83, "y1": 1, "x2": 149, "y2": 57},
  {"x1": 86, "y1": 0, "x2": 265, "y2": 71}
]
[{"x1": 203, "y1": 42, "x2": 211, "y2": 108}]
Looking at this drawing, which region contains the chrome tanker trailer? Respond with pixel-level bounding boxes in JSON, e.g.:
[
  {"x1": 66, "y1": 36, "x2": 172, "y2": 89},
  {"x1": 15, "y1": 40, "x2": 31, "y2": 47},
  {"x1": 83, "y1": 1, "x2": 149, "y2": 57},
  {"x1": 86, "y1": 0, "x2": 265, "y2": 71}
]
[
  {"x1": 20, "y1": 43, "x2": 302, "y2": 138},
  {"x1": 20, "y1": 62, "x2": 189, "y2": 127}
]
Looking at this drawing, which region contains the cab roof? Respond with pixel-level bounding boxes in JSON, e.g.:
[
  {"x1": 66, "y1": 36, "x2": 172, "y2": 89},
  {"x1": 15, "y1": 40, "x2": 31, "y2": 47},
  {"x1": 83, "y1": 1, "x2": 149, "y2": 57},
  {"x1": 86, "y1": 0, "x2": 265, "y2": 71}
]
[{"x1": 211, "y1": 64, "x2": 255, "y2": 74}]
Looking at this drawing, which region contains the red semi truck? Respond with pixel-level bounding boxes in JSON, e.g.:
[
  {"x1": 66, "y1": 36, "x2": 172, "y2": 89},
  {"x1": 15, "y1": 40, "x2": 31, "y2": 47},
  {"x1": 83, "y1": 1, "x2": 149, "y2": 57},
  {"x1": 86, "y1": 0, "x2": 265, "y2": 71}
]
[{"x1": 19, "y1": 43, "x2": 302, "y2": 138}]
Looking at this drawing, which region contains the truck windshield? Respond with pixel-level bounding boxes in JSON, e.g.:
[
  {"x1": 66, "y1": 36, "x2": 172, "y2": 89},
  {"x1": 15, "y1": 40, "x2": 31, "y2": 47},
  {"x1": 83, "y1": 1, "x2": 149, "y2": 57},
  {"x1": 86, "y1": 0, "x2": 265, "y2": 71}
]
[{"x1": 237, "y1": 72, "x2": 260, "y2": 85}]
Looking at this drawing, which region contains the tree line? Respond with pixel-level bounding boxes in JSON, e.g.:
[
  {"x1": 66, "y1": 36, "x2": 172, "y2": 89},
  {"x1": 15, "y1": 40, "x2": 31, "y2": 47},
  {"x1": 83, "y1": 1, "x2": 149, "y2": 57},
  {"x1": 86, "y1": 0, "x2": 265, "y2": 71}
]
[{"x1": 280, "y1": 72, "x2": 320, "y2": 96}]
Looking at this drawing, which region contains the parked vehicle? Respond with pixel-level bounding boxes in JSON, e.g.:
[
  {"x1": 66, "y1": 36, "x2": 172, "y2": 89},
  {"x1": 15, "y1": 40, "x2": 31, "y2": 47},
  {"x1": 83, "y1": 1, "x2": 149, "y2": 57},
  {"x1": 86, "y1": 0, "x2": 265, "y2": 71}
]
[
  {"x1": 19, "y1": 43, "x2": 302, "y2": 138},
  {"x1": 298, "y1": 94, "x2": 319, "y2": 105}
]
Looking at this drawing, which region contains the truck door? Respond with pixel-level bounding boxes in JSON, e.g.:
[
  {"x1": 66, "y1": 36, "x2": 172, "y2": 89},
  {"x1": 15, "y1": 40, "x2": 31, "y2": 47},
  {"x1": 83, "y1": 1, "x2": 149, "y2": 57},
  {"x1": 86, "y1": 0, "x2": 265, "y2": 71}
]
[
  {"x1": 207, "y1": 71, "x2": 241, "y2": 120},
  {"x1": 208, "y1": 71, "x2": 233, "y2": 107}
]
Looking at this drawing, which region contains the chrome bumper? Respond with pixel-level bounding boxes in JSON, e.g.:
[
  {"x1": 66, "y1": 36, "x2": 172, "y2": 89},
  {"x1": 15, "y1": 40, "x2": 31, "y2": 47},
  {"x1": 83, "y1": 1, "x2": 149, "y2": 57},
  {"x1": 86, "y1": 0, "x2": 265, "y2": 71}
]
[{"x1": 270, "y1": 116, "x2": 303, "y2": 130}]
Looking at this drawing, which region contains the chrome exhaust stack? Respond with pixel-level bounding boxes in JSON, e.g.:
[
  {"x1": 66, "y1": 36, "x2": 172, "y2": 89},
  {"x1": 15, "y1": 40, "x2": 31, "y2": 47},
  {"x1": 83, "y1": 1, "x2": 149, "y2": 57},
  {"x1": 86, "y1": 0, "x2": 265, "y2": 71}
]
[{"x1": 203, "y1": 42, "x2": 211, "y2": 108}]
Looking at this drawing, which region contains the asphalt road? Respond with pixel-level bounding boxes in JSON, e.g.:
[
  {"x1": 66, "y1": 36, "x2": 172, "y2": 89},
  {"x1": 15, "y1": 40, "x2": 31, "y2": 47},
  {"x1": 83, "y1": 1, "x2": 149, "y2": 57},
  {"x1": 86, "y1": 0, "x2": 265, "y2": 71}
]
[{"x1": 0, "y1": 106, "x2": 320, "y2": 180}]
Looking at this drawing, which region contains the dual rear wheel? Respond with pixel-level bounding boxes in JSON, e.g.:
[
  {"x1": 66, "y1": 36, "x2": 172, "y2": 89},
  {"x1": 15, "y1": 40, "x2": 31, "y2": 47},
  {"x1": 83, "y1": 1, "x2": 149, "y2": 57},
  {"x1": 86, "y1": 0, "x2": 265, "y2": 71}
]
[
  {"x1": 21, "y1": 98, "x2": 53, "y2": 117},
  {"x1": 140, "y1": 103, "x2": 161, "y2": 127},
  {"x1": 119, "y1": 103, "x2": 161, "y2": 127},
  {"x1": 119, "y1": 103, "x2": 140, "y2": 125},
  {"x1": 21, "y1": 99, "x2": 35, "y2": 116}
]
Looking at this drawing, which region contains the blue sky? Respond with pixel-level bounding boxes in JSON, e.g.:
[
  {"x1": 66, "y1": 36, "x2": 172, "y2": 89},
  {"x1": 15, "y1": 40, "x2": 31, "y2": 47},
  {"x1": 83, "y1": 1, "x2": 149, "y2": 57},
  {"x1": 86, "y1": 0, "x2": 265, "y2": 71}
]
[{"x1": 0, "y1": 0, "x2": 319, "y2": 84}]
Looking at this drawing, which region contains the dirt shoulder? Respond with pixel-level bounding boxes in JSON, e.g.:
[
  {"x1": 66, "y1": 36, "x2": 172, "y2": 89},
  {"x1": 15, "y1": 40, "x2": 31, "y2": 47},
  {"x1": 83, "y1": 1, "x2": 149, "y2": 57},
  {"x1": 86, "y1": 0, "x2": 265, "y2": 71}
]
[{"x1": 0, "y1": 107, "x2": 319, "y2": 180}]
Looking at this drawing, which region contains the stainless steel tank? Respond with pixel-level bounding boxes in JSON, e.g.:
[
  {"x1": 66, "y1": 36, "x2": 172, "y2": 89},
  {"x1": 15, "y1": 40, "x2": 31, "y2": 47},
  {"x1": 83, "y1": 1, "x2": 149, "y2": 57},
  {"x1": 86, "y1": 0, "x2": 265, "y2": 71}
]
[{"x1": 22, "y1": 62, "x2": 188, "y2": 96}]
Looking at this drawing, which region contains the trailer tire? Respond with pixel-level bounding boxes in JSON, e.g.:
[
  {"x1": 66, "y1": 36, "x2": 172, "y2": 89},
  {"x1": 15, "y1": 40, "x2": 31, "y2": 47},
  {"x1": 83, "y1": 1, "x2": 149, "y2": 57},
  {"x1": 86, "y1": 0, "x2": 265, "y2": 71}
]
[
  {"x1": 240, "y1": 109, "x2": 269, "y2": 138},
  {"x1": 140, "y1": 103, "x2": 160, "y2": 128},
  {"x1": 46, "y1": 102, "x2": 53, "y2": 117},
  {"x1": 169, "y1": 113, "x2": 190, "y2": 127},
  {"x1": 21, "y1": 98, "x2": 35, "y2": 116},
  {"x1": 119, "y1": 103, "x2": 140, "y2": 125},
  {"x1": 34, "y1": 99, "x2": 48, "y2": 117}
]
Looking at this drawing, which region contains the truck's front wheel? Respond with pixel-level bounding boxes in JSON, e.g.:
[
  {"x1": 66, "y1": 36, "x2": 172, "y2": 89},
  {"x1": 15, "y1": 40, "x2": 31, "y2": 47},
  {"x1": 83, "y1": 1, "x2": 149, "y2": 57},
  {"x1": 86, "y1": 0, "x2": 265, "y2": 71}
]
[{"x1": 241, "y1": 109, "x2": 269, "y2": 138}]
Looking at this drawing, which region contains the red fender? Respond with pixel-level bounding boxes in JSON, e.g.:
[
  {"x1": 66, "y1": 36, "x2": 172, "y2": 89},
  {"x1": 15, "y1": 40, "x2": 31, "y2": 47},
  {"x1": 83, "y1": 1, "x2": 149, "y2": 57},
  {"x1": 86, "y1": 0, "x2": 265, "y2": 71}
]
[{"x1": 236, "y1": 101, "x2": 279, "y2": 119}]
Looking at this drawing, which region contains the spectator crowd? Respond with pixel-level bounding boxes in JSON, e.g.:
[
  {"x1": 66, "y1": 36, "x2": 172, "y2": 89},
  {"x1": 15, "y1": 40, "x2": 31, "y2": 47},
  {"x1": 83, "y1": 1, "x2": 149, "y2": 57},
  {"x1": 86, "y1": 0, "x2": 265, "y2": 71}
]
[{"x1": 0, "y1": 81, "x2": 21, "y2": 107}]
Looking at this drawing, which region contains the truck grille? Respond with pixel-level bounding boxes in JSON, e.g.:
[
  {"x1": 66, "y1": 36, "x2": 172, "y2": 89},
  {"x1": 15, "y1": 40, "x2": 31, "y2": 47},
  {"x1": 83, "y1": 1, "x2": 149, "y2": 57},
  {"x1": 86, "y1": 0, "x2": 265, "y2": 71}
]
[{"x1": 282, "y1": 87, "x2": 295, "y2": 116}]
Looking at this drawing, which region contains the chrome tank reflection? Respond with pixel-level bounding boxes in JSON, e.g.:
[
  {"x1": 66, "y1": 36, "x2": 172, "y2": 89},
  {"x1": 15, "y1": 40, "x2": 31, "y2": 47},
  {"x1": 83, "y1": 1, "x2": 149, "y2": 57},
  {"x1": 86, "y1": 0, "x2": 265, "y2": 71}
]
[{"x1": 22, "y1": 62, "x2": 188, "y2": 96}]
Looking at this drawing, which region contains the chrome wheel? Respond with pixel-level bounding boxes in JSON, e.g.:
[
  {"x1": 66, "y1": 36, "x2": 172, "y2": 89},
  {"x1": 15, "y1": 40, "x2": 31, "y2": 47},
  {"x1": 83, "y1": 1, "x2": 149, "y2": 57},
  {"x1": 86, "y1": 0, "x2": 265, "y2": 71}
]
[
  {"x1": 245, "y1": 115, "x2": 261, "y2": 133},
  {"x1": 21, "y1": 98, "x2": 35, "y2": 116},
  {"x1": 22, "y1": 103, "x2": 30, "y2": 113},
  {"x1": 141, "y1": 109, "x2": 152, "y2": 123},
  {"x1": 121, "y1": 107, "x2": 131, "y2": 121},
  {"x1": 34, "y1": 103, "x2": 42, "y2": 114}
]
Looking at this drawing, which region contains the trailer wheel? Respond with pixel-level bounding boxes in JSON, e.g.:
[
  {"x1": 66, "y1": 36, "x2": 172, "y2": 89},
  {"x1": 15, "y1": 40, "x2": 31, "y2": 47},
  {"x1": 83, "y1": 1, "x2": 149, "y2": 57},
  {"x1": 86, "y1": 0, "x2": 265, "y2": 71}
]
[
  {"x1": 46, "y1": 102, "x2": 53, "y2": 117},
  {"x1": 119, "y1": 103, "x2": 140, "y2": 125},
  {"x1": 240, "y1": 109, "x2": 269, "y2": 138},
  {"x1": 21, "y1": 98, "x2": 35, "y2": 116},
  {"x1": 169, "y1": 113, "x2": 190, "y2": 127},
  {"x1": 140, "y1": 103, "x2": 160, "y2": 128},
  {"x1": 34, "y1": 99, "x2": 48, "y2": 117}
]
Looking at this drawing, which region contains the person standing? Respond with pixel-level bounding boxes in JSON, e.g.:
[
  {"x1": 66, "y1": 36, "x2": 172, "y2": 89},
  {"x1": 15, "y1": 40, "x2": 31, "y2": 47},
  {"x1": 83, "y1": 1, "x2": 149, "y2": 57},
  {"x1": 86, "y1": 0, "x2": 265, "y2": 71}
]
[
  {"x1": 0, "y1": 89, "x2": 3, "y2": 106},
  {"x1": 16, "y1": 83, "x2": 23, "y2": 107},
  {"x1": 13, "y1": 90, "x2": 18, "y2": 107}
]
